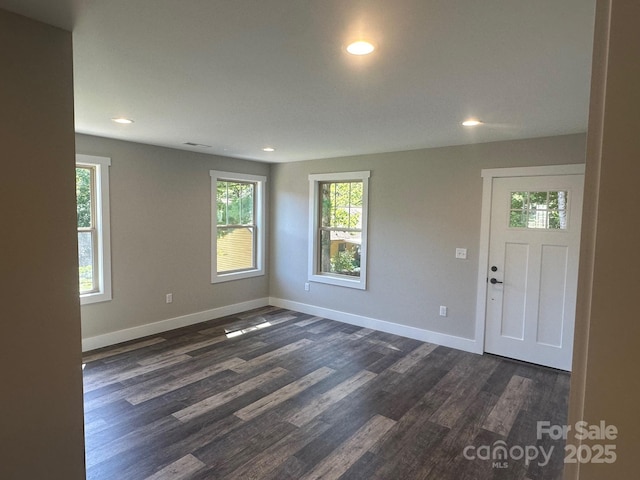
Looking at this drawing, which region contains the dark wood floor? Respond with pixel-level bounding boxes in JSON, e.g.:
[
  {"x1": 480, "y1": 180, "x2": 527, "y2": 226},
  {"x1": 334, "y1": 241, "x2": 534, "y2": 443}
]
[{"x1": 83, "y1": 307, "x2": 570, "y2": 480}]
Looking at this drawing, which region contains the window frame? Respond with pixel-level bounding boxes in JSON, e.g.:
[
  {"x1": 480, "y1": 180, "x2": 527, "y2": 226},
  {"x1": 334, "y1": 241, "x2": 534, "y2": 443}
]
[
  {"x1": 76, "y1": 154, "x2": 112, "y2": 305},
  {"x1": 210, "y1": 170, "x2": 266, "y2": 283},
  {"x1": 308, "y1": 171, "x2": 370, "y2": 290}
]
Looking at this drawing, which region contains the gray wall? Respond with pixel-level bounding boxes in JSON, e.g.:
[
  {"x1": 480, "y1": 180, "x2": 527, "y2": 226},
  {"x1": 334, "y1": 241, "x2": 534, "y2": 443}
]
[
  {"x1": 270, "y1": 134, "x2": 586, "y2": 340},
  {"x1": 76, "y1": 134, "x2": 270, "y2": 339},
  {"x1": 78, "y1": 132, "x2": 586, "y2": 344},
  {"x1": 568, "y1": 0, "x2": 640, "y2": 477},
  {"x1": 0, "y1": 10, "x2": 85, "y2": 479}
]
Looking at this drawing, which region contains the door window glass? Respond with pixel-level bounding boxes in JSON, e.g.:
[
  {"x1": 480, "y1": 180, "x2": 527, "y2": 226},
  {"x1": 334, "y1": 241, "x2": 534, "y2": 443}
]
[{"x1": 509, "y1": 191, "x2": 568, "y2": 229}]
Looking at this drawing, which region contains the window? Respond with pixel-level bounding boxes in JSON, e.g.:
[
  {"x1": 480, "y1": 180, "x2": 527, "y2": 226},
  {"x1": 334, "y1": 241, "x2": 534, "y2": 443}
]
[
  {"x1": 509, "y1": 191, "x2": 569, "y2": 230},
  {"x1": 76, "y1": 154, "x2": 112, "y2": 305},
  {"x1": 211, "y1": 171, "x2": 266, "y2": 283},
  {"x1": 308, "y1": 171, "x2": 370, "y2": 289}
]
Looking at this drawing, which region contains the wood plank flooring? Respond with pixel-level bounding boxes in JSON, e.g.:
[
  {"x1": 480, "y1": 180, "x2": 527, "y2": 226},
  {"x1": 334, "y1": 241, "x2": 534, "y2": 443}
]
[{"x1": 83, "y1": 307, "x2": 570, "y2": 480}]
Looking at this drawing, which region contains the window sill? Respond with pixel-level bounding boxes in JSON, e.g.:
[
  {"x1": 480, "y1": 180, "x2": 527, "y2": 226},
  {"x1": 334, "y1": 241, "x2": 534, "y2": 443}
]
[
  {"x1": 212, "y1": 269, "x2": 264, "y2": 284},
  {"x1": 80, "y1": 291, "x2": 112, "y2": 306},
  {"x1": 309, "y1": 273, "x2": 366, "y2": 290}
]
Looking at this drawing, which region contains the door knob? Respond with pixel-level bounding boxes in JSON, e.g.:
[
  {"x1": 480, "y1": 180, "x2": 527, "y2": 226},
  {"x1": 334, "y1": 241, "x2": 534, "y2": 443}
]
[{"x1": 490, "y1": 278, "x2": 503, "y2": 284}]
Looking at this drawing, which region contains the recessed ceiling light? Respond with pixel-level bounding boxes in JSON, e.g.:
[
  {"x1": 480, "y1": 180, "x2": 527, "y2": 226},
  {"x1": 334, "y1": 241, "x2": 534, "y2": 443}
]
[
  {"x1": 346, "y1": 41, "x2": 375, "y2": 56},
  {"x1": 262, "y1": 147, "x2": 275, "y2": 152},
  {"x1": 112, "y1": 117, "x2": 134, "y2": 124},
  {"x1": 462, "y1": 119, "x2": 483, "y2": 127}
]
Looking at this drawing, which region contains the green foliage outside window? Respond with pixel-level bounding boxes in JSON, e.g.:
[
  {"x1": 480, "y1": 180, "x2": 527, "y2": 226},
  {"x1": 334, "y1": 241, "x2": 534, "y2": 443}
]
[
  {"x1": 331, "y1": 249, "x2": 357, "y2": 274},
  {"x1": 76, "y1": 167, "x2": 95, "y2": 293},
  {"x1": 509, "y1": 191, "x2": 568, "y2": 229},
  {"x1": 320, "y1": 181, "x2": 363, "y2": 276},
  {"x1": 320, "y1": 181, "x2": 363, "y2": 229},
  {"x1": 216, "y1": 181, "x2": 255, "y2": 238},
  {"x1": 76, "y1": 167, "x2": 92, "y2": 228}
]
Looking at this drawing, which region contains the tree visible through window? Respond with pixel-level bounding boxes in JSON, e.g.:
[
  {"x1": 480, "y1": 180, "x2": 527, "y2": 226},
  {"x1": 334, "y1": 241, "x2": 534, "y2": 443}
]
[
  {"x1": 210, "y1": 170, "x2": 266, "y2": 283},
  {"x1": 76, "y1": 165, "x2": 98, "y2": 293},
  {"x1": 216, "y1": 180, "x2": 256, "y2": 273},
  {"x1": 308, "y1": 171, "x2": 370, "y2": 290},
  {"x1": 319, "y1": 181, "x2": 363, "y2": 277},
  {"x1": 76, "y1": 154, "x2": 112, "y2": 304},
  {"x1": 509, "y1": 191, "x2": 568, "y2": 229}
]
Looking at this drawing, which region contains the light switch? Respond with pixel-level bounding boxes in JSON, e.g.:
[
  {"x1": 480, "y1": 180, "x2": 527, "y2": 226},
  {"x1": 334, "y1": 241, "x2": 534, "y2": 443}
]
[{"x1": 455, "y1": 248, "x2": 467, "y2": 259}]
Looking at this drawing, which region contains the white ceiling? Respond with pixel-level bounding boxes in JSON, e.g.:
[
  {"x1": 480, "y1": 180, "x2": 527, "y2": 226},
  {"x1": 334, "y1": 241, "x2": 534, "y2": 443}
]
[{"x1": 2, "y1": 0, "x2": 596, "y2": 163}]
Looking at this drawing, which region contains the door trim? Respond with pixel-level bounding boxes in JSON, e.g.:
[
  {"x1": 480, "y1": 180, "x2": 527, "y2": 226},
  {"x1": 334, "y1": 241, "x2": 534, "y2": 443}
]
[{"x1": 474, "y1": 164, "x2": 586, "y2": 355}]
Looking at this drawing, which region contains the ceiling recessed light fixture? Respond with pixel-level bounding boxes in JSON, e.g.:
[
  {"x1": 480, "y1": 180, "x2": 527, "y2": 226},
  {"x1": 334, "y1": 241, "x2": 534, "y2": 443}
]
[
  {"x1": 462, "y1": 119, "x2": 483, "y2": 127},
  {"x1": 346, "y1": 40, "x2": 375, "y2": 56},
  {"x1": 262, "y1": 147, "x2": 275, "y2": 152},
  {"x1": 112, "y1": 117, "x2": 134, "y2": 124}
]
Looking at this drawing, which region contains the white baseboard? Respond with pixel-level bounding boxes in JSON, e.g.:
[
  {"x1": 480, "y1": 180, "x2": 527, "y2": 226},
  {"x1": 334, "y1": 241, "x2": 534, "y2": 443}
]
[
  {"x1": 82, "y1": 297, "x2": 270, "y2": 352},
  {"x1": 269, "y1": 297, "x2": 482, "y2": 354},
  {"x1": 82, "y1": 296, "x2": 481, "y2": 354}
]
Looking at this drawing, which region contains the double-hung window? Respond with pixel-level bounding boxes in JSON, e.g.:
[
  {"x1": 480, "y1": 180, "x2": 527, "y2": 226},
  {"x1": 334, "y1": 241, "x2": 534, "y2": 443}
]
[
  {"x1": 76, "y1": 154, "x2": 112, "y2": 305},
  {"x1": 211, "y1": 171, "x2": 266, "y2": 283},
  {"x1": 308, "y1": 171, "x2": 370, "y2": 289}
]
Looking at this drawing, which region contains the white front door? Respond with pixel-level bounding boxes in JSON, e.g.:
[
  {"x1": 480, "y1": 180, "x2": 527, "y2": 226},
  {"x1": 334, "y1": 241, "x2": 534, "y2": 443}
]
[{"x1": 484, "y1": 174, "x2": 584, "y2": 371}]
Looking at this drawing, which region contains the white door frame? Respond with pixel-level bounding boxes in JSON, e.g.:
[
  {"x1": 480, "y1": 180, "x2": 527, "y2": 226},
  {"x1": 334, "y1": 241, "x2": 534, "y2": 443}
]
[{"x1": 473, "y1": 164, "x2": 586, "y2": 355}]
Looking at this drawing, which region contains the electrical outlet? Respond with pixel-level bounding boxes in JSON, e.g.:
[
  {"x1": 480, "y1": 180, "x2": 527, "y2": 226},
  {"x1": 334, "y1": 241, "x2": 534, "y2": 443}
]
[
  {"x1": 304, "y1": 282, "x2": 310, "y2": 292},
  {"x1": 439, "y1": 306, "x2": 448, "y2": 317},
  {"x1": 166, "y1": 293, "x2": 173, "y2": 304},
  {"x1": 455, "y1": 248, "x2": 467, "y2": 259}
]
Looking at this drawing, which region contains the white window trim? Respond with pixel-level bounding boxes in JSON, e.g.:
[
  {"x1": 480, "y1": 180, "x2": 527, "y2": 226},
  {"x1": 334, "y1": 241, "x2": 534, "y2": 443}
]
[
  {"x1": 77, "y1": 154, "x2": 112, "y2": 305},
  {"x1": 308, "y1": 171, "x2": 370, "y2": 290},
  {"x1": 210, "y1": 170, "x2": 267, "y2": 283}
]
